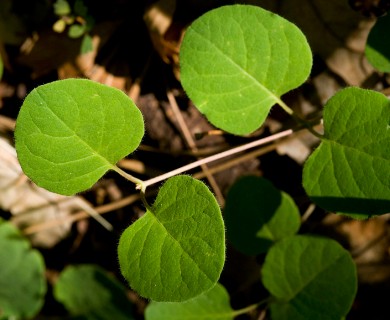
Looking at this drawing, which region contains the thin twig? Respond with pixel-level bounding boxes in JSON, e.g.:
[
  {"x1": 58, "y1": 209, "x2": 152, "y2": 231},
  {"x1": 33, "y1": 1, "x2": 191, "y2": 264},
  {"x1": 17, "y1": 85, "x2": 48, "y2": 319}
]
[
  {"x1": 143, "y1": 128, "x2": 295, "y2": 189},
  {"x1": 166, "y1": 90, "x2": 225, "y2": 205},
  {"x1": 21, "y1": 194, "x2": 141, "y2": 235}
]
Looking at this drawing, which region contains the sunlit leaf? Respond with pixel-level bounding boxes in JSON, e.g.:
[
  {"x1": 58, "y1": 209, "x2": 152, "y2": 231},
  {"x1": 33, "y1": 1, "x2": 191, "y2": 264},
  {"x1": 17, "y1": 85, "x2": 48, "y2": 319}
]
[
  {"x1": 15, "y1": 79, "x2": 144, "y2": 195},
  {"x1": 118, "y1": 175, "x2": 225, "y2": 302},
  {"x1": 303, "y1": 87, "x2": 390, "y2": 216},
  {"x1": 180, "y1": 5, "x2": 312, "y2": 135}
]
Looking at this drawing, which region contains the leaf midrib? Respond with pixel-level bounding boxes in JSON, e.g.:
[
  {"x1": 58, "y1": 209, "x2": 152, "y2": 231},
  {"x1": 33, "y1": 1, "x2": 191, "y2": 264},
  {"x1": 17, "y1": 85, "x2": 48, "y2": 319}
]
[
  {"x1": 146, "y1": 206, "x2": 216, "y2": 283},
  {"x1": 284, "y1": 250, "x2": 345, "y2": 302},
  {"x1": 34, "y1": 89, "x2": 113, "y2": 168},
  {"x1": 325, "y1": 138, "x2": 389, "y2": 162},
  {"x1": 191, "y1": 28, "x2": 281, "y2": 105}
]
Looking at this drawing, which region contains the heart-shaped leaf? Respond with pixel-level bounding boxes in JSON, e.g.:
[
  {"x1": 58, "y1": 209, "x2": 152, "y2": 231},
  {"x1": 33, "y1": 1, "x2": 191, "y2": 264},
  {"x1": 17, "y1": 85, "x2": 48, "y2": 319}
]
[
  {"x1": 118, "y1": 175, "x2": 225, "y2": 302},
  {"x1": 262, "y1": 235, "x2": 357, "y2": 320},
  {"x1": 15, "y1": 79, "x2": 144, "y2": 195},
  {"x1": 145, "y1": 283, "x2": 234, "y2": 320},
  {"x1": 180, "y1": 4, "x2": 312, "y2": 135},
  {"x1": 303, "y1": 87, "x2": 390, "y2": 216},
  {"x1": 225, "y1": 176, "x2": 300, "y2": 255},
  {"x1": 54, "y1": 264, "x2": 135, "y2": 320},
  {"x1": 0, "y1": 219, "x2": 46, "y2": 319}
]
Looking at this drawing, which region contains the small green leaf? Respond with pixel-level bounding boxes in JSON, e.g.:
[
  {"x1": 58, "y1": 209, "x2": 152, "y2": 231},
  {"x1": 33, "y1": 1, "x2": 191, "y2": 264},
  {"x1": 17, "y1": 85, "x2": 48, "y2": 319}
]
[
  {"x1": 15, "y1": 79, "x2": 144, "y2": 195},
  {"x1": 54, "y1": 265, "x2": 135, "y2": 320},
  {"x1": 365, "y1": 12, "x2": 390, "y2": 72},
  {"x1": 54, "y1": 0, "x2": 71, "y2": 16},
  {"x1": 262, "y1": 235, "x2": 357, "y2": 320},
  {"x1": 303, "y1": 87, "x2": 390, "y2": 216},
  {"x1": 0, "y1": 219, "x2": 46, "y2": 318},
  {"x1": 53, "y1": 18, "x2": 66, "y2": 33},
  {"x1": 118, "y1": 175, "x2": 225, "y2": 302},
  {"x1": 180, "y1": 4, "x2": 312, "y2": 135},
  {"x1": 81, "y1": 34, "x2": 93, "y2": 54},
  {"x1": 225, "y1": 176, "x2": 300, "y2": 255},
  {"x1": 68, "y1": 24, "x2": 86, "y2": 38},
  {"x1": 145, "y1": 283, "x2": 234, "y2": 320}
]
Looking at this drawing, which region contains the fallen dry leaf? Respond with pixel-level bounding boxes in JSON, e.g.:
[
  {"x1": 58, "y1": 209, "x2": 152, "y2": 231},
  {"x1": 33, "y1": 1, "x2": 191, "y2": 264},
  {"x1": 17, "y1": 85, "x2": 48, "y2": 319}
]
[{"x1": 0, "y1": 137, "x2": 111, "y2": 248}]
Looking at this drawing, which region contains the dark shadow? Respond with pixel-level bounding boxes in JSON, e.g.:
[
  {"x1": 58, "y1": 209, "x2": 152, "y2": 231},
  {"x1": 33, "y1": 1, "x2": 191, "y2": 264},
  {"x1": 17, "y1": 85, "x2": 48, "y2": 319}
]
[{"x1": 310, "y1": 196, "x2": 390, "y2": 216}]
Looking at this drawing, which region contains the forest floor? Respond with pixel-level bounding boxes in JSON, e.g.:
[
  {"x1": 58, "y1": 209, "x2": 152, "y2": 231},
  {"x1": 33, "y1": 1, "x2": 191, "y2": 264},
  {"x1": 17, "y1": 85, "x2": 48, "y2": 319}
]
[{"x1": 0, "y1": 1, "x2": 390, "y2": 319}]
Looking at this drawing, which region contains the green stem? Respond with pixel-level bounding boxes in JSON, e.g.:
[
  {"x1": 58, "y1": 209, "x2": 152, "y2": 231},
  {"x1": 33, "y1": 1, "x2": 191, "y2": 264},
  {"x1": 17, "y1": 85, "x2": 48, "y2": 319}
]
[
  {"x1": 112, "y1": 165, "x2": 146, "y2": 192},
  {"x1": 276, "y1": 98, "x2": 324, "y2": 139},
  {"x1": 275, "y1": 97, "x2": 294, "y2": 115},
  {"x1": 112, "y1": 166, "x2": 152, "y2": 210},
  {"x1": 231, "y1": 297, "x2": 271, "y2": 317}
]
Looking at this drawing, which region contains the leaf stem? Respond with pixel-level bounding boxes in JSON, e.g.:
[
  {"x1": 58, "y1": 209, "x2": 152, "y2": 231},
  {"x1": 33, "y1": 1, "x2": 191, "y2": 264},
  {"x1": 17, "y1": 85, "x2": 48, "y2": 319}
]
[
  {"x1": 275, "y1": 97, "x2": 294, "y2": 115},
  {"x1": 276, "y1": 98, "x2": 324, "y2": 139},
  {"x1": 112, "y1": 165, "x2": 146, "y2": 192},
  {"x1": 112, "y1": 165, "x2": 152, "y2": 210},
  {"x1": 231, "y1": 297, "x2": 271, "y2": 317},
  {"x1": 142, "y1": 129, "x2": 294, "y2": 189}
]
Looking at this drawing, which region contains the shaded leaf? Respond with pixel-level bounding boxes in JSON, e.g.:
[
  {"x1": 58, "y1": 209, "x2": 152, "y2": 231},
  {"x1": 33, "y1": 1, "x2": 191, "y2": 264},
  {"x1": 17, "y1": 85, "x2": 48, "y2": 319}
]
[
  {"x1": 54, "y1": 0, "x2": 71, "y2": 16},
  {"x1": 225, "y1": 176, "x2": 300, "y2": 255},
  {"x1": 68, "y1": 24, "x2": 86, "y2": 38},
  {"x1": 180, "y1": 4, "x2": 312, "y2": 135},
  {"x1": 303, "y1": 87, "x2": 390, "y2": 216},
  {"x1": 145, "y1": 283, "x2": 234, "y2": 320},
  {"x1": 54, "y1": 265, "x2": 135, "y2": 320},
  {"x1": 365, "y1": 12, "x2": 390, "y2": 72},
  {"x1": 262, "y1": 235, "x2": 357, "y2": 320},
  {"x1": 0, "y1": 219, "x2": 46, "y2": 318},
  {"x1": 15, "y1": 79, "x2": 144, "y2": 195},
  {"x1": 118, "y1": 175, "x2": 225, "y2": 302},
  {"x1": 80, "y1": 34, "x2": 93, "y2": 54}
]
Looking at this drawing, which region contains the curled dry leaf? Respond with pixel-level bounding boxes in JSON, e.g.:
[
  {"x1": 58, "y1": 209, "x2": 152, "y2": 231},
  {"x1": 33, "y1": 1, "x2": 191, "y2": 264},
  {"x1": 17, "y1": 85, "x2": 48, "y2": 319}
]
[{"x1": 0, "y1": 137, "x2": 111, "y2": 248}]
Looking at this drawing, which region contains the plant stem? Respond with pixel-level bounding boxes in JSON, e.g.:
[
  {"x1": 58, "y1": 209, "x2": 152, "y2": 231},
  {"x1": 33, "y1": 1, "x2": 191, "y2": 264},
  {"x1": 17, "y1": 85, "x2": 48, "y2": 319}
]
[
  {"x1": 231, "y1": 297, "x2": 271, "y2": 317},
  {"x1": 142, "y1": 129, "x2": 294, "y2": 189},
  {"x1": 112, "y1": 165, "x2": 146, "y2": 192},
  {"x1": 112, "y1": 166, "x2": 152, "y2": 210},
  {"x1": 275, "y1": 97, "x2": 294, "y2": 115},
  {"x1": 276, "y1": 97, "x2": 324, "y2": 139}
]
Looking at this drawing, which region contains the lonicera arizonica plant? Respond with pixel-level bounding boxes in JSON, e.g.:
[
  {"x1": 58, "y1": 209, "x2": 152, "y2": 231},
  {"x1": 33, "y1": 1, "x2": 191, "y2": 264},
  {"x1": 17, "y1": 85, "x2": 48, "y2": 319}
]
[{"x1": 11, "y1": 3, "x2": 389, "y2": 320}]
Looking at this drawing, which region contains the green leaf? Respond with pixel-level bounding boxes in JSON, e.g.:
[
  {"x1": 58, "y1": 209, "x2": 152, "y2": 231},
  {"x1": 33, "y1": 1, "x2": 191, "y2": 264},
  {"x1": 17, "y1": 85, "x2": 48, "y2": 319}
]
[
  {"x1": 81, "y1": 34, "x2": 93, "y2": 54},
  {"x1": 15, "y1": 79, "x2": 144, "y2": 195},
  {"x1": 0, "y1": 219, "x2": 46, "y2": 318},
  {"x1": 54, "y1": 265, "x2": 135, "y2": 320},
  {"x1": 365, "y1": 12, "x2": 390, "y2": 72},
  {"x1": 118, "y1": 175, "x2": 225, "y2": 302},
  {"x1": 54, "y1": 0, "x2": 71, "y2": 16},
  {"x1": 303, "y1": 87, "x2": 390, "y2": 216},
  {"x1": 225, "y1": 176, "x2": 300, "y2": 255},
  {"x1": 68, "y1": 24, "x2": 86, "y2": 38},
  {"x1": 145, "y1": 283, "x2": 234, "y2": 320},
  {"x1": 262, "y1": 235, "x2": 357, "y2": 320},
  {"x1": 180, "y1": 4, "x2": 312, "y2": 135}
]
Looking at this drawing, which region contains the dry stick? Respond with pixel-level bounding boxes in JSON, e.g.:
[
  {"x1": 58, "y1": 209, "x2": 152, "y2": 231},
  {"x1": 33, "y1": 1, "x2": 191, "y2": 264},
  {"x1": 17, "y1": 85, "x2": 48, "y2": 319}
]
[
  {"x1": 22, "y1": 130, "x2": 293, "y2": 235},
  {"x1": 143, "y1": 128, "x2": 294, "y2": 189},
  {"x1": 193, "y1": 143, "x2": 277, "y2": 180},
  {"x1": 166, "y1": 90, "x2": 225, "y2": 206},
  {"x1": 23, "y1": 194, "x2": 141, "y2": 235}
]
